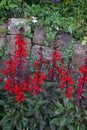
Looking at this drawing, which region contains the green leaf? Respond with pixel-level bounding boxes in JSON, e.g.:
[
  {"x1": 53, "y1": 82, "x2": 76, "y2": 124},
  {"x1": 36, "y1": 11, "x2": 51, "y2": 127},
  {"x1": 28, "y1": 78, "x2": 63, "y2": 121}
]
[
  {"x1": 51, "y1": 118, "x2": 60, "y2": 126},
  {"x1": 54, "y1": 110, "x2": 62, "y2": 116},
  {"x1": 77, "y1": 125, "x2": 80, "y2": 130},
  {"x1": 0, "y1": 100, "x2": 5, "y2": 105},
  {"x1": 9, "y1": 4, "x2": 17, "y2": 8},
  {"x1": 67, "y1": 102, "x2": 73, "y2": 110},
  {"x1": 83, "y1": 36, "x2": 87, "y2": 40},
  {"x1": 3, "y1": 125, "x2": 12, "y2": 130},
  {"x1": 60, "y1": 118, "x2": 66, "y2": 128},
  {"x1": 81, "y1": 40, "x2": 87, "y2": 45},
  {"x1": 65, "y1": 117, "x2": 72, "y2": 125},
  {"x1": 44, "y1": 40, "x2": 49, "y2": 46},
  {"x1": 85, "y1": 110, "x2": 87, "y2": 115},
  {"x1": 22, "y1": 117, "x2": 28, "y2": 127},
  {"x1": 40, "y1": 120, "x2": 46, "y2": 130},
  {"x1": 63, "y1": 98, "x2": 69, "y2": 107},
  {"x1": 0, "y1": 0, "x2": 6, "y2": 7},
  {"x1": 68, "y1": 26, "x2": 72, "y2": 33},
  {"x1": 84, "y1": 116, "x2": 87, "y2": 120},
  {"x1": 16, "y1": 121, "x2": 22, "y2": 130},
  {"x1": 50, "y1": 122, "x2": 56, "y2": 130},
  {"x1": 80, "y1": 124, "x2": 86, "y2": 130},
  {"x1": 67, "y1": 124, "x2": 75, "y2": 130},
  {"x1": 75, "y1": 113, "x2": 81, "y2": 119},
  {"x1": 0, "y1": 115, "x2": 11, "y2": 126}
]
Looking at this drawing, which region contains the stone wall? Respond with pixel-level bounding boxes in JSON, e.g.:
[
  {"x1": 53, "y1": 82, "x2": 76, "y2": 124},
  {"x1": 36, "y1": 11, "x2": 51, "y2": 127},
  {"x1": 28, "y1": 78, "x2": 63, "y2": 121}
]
[{"x1": 0, "y1": 18, "x2": 87, "y2": 67}]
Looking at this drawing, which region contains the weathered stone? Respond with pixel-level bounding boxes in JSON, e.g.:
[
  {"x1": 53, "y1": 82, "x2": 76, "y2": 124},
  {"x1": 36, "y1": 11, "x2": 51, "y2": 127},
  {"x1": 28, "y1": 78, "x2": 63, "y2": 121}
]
[
  {"x1": 8, "y1": 18, "x2": 31, "y2": 34},
  {"x1": 0, "y1": 23, "x2": 7, "y2": 37},
  {"x1": 33, "y1": 27, "x2": 46, "y2": 45},
  {"x1": 73, "y1": 44, "x2": 87, "y2": 67},
  {"x1": 0, "y1": 37, "x2": 6, "y2": 48},
  {"x1": 5, "y1": 35, "x2": 31, "y2": 55},
  {"x1": 32, "y1": 45, "x2": 63, "y2": 59},
  {"x1": 51, "y1": 31, "x2": 72, "y2": 49}
]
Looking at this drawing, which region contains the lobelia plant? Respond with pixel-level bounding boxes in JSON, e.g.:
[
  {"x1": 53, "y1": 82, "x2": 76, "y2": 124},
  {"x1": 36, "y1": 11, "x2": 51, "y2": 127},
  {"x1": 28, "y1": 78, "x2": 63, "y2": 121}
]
[
  {"x1": 3, "y1": 27, "x2": 29, "y2": 102},
  {"x1": 46, "y1": 45, "x2": 74, "y2": 99},
  {"x1": 0, "y1": 28, "x2": 87, "y2": 129},
  {"x1": 47, "y1": 46, "x2": 63, "y2": 82},
  {"x1": 2, "y1": 28, "x2": 46, "y2": 102},
  {"x1": 31, "y1": 47, "x2": 46, "y2": 96},
  {"x1": 76, "y1": 55, "x2": 87, "y2": 107},
  {"x1": 59, "y1": 57, "x2": 74, "y2": 98}
]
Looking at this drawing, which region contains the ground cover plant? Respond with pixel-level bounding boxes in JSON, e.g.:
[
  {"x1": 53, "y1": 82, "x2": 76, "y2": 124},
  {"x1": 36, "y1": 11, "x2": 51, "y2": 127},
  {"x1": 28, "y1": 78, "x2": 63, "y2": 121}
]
[{"x1": 0, "y1": 0, "x2": 87, "y2": 42}]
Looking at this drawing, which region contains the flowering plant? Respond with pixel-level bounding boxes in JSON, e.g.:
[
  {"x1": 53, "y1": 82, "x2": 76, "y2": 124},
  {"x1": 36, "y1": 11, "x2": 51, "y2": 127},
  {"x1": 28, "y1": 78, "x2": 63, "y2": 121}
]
[
  {"x1": 0, "y1": 29, "x2": 87, "y2": 130},
  {"x1": 2, "y1": 28, "x2": 46, "y2": 102}
]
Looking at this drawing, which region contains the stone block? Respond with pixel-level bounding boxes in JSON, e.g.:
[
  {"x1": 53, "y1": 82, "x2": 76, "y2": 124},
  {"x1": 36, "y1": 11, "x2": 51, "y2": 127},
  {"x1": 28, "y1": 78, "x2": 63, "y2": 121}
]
[
  {"x1": 32, "y1": 45, "x2": 63, "y2": 59},
  {"x1": 8, "y1": 18, "x2": 31, "y2": 34},
  {"x1": 73, "y1": 44, "x2": 87, "y2": 67},
  {"x1": 33, "y1": 26, "x2": 46, "y2": 45},
  {"x1": 51, "y1": 31, "x2": 72, "y2": 49}
]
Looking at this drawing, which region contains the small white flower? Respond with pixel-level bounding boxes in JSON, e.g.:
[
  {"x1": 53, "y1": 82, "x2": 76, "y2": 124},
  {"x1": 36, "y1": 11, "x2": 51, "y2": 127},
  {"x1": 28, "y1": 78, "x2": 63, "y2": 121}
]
[
  {"x1": 32, "y1": 16, "x2": 37, "y2": 23},
  {"x1": 32, "y1": 19, "x2": 37, "y2": 23},
  {"x1": 56, "y1": 27, "x2": 59, "y2": 30}
]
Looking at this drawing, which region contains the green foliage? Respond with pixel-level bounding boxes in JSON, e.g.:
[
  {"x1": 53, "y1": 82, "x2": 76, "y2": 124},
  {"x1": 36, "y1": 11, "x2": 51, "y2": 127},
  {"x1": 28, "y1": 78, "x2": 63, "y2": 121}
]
[
  {"x1": 0, "y1": 0, "x2": 87, "y2": 129},
  {"x1": 0, "y1": 0, "x2": 86, "y2": 41},
  {"x1": 81, "y1": 36, "x2": 87, "y2": 45},
  {"x1": 24, "y1": 1, "x2": 86, "y2": 42},
  {"x1": 1, "y1": 81, "x2": 87, "y2": 130}
]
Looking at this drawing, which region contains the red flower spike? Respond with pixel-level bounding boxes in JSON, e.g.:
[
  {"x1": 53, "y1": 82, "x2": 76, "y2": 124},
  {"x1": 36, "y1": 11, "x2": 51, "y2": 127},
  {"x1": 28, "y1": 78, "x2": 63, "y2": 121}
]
[
  {"x1": 2, "y1": 29, "x2": 46, "y2": 102},
  {"x1": 76, "y1": 57, "x2": 87, "y2": 105}
]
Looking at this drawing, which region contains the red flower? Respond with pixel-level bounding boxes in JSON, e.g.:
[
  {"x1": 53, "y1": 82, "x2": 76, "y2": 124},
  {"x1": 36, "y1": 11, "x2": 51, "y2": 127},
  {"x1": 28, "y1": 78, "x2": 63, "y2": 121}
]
[
  {"x1": 65, "y1": 92, "x2": 72, "y2": 98},
  {"x1": 65, "y1": 86, "x2": 73, "y2": 98},
  {"x1": 32, "y1": 91, "x2": 37, "y2": 96},
  {"x1": 20, "y1": 97, "x2": 26, "y2": 102},
  {"x1": 59, "y1": 84, "x2": 65, "y2": 89},
  {"x1": 0, "y1": 76, "x2": 2, "y2": 82},
  {"x1": 52, "y1": 51, "x2": 62, "y2": 62},
  {"x1": 40, "y1": 73, "x2": 46, "y2": 80},
  {"x1": 67, "y1": 86, "x2": 73, "y2": 93},
  {"x1": 77, "y1": 78, "x2": 84, "y2": 87},
  {"x1": 61, "y1": 76, "x2": 74, "y2": 85},
  {"x1": 79, "y1": 66, "x2": 87, "y2": 74},
  {"x1": 0, "y1": 69, "x2": 2, "y2": 73},
  {"x1": 15, "y1": 95, "x2": 26, "y2": 102},
  {"x1": 34, "y1": 58, "x2": 46, "y2": 67},
  {"x1": 3, "y1": 85, "x2": 10, "y2": 90},
  {"x1": 76, "y1": 58, "x2": 87, "y2": 104}
]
